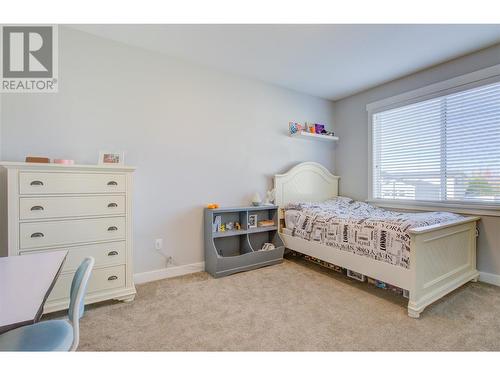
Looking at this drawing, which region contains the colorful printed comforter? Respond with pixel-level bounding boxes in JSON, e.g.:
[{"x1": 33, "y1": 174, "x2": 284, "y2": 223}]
[{"x1": 284, "y1": 197, "x2": 462, "y2": 269}]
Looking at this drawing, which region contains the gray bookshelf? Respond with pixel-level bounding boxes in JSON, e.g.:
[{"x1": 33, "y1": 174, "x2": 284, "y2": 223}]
[{"x1": 204, "y1": 205, "x2": 284, "y2": 278}]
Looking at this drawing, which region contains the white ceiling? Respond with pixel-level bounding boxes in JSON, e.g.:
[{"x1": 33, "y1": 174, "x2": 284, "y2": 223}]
[{"x1": 71, "y1": 24, "x2": 500, "y2": 100}]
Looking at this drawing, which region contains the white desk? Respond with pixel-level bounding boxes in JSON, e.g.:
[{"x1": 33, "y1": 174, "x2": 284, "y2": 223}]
[{"x1": 0, "y1": 251, "x2": 67, "y2": 334}]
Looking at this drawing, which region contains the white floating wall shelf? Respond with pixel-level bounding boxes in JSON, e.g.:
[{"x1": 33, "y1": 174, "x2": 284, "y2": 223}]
[{"x1": 291, "y1": 131, "x2": 339, "y2": 142}]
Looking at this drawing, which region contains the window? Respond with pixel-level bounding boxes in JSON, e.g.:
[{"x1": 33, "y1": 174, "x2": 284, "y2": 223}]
[{"x1": 372, "y1": 80, "x2": 500, "y2": 205}]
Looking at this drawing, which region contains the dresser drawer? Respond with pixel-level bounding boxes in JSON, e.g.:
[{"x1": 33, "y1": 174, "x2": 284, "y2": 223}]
[
  {"x1": 48, "y1": 265, "x2": 126, "y2": 302},
  {"x1": 19, "y1": 195, "x2": 126, "y2": 220},
  {"x1": 19, "y1": 217, "x2": 126, "y2": 249},
  {"x1": 19, "y1": 241, "x2": 126, "y2": 272},
  {"x1": 19, "y1": 172, "x2": 126, "y2": 194}
]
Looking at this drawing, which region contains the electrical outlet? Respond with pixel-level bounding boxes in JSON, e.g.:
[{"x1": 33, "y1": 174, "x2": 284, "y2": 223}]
[{"x1": 155, "y1": 238, "x2": 163, "y2": 250}]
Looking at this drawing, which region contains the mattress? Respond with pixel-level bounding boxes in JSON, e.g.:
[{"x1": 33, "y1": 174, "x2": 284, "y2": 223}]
[{"x1": 283, "y1": 197, "x2": 462, "y2": 269}]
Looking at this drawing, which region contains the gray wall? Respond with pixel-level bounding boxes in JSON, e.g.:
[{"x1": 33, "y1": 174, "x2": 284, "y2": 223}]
[
  {"x1": 333, "y1": 43, "x2": 500, "y2": 276},
  {"x1": 0, "y1": 27, "x2": 335, "y2": 274}
]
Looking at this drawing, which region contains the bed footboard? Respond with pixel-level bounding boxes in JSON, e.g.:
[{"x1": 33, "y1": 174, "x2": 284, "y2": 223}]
[{"x1": 407, "y1": 217, "x2": 479, "y2": 318}]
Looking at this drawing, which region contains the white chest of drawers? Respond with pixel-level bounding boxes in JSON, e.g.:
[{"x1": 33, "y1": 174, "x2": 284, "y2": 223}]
[{"x1": 0, "y1": 162, "x2": 136, "y2": 313}]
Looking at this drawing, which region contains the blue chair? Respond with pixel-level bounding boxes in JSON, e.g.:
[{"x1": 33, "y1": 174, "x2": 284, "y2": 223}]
[{"x1": 0, "y1": 257, "x2": 95, "y2": 351}]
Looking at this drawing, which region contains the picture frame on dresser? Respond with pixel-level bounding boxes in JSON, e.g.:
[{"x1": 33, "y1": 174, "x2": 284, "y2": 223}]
[
  {"x1": 98, "y1": 151, "x2": 125, "y2": 165},
  {"x1": 0, "y1": 161, "x2": 136, "y2": 313}
]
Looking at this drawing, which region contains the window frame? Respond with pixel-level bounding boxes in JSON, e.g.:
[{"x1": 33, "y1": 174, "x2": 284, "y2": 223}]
[{"x1": 367, "y1": 64, "x2": 500, "y2": 216}]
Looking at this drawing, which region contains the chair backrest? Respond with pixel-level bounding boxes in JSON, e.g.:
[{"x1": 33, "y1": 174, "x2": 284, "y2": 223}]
[{"x1": 68, "y1": 257, "x2": 94, "y2": 351}]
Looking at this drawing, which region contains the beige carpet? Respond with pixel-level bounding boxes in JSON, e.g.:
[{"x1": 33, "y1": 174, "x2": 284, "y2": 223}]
[{"x1": 49, "y1": 256, "x2": 500, "y2": 351}]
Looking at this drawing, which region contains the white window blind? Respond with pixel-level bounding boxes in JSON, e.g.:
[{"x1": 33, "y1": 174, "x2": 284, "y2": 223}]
[{"x1": 372, "y1": 80, "x2": 500, "y2": 205}]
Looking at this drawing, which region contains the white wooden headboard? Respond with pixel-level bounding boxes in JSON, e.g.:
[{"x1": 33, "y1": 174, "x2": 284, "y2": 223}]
[{"x1": 274, "y1": 162, "x2": 339, "y2": 207}]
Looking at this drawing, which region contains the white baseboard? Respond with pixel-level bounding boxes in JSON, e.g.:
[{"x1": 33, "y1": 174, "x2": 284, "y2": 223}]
[
  {"x1": 479, "y1": 271, "x2": 500, "y2": 287},
  {"x1": 133, "y1": 262, "x2": 205, "y2": 285}
]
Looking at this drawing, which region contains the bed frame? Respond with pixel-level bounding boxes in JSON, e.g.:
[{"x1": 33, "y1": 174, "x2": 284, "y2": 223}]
[{"x1": 274, "y1": 162, "x2": 480, "y2": 318}]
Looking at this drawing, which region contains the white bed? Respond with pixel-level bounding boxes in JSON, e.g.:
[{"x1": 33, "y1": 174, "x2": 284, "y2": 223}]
[{"x1": 274, "y1": 162, "x2": 480, "y2": 318}]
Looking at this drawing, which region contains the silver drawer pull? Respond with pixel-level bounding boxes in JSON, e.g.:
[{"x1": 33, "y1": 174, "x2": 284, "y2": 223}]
[
  {"x1": 108, "y1": 275, "x2": 118, "y2": 281},
  {"x1": 31, "y1": 232, "x2": 44, "y2": 238},
  {"x1": 30, "y1": 205, "x2": 44, "y2": 211},
  {"x1": 107, "y1": 226, "x2": 118, "y2": 231},
  {"x1": 107, "y1": 181, "x2": 118, "y2": 186},
  {"x1": 107, "y1": 203, "x2": 118, "y2": 208},
  {"x1": 30, "y1": 180, "x2": 44, "y2": 186},
  {"x1": 108, "y1": 251, "x2": 118, "y2": 256}
]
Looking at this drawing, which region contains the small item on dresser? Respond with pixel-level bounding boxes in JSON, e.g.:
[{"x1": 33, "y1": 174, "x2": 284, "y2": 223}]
[
  {"x1": 258, "y1": 219, "x2": 275, "y2": 227},
  {"x1": 251, "y1": 192, "x2": 262, "y2": 206},
  {"x1": 260, "y1": 243, "x2": 275, "y2": 251},
  {"x1": 226, "y1": 222, "x2": 234, "y2": 231},
  {"x1": 25, "y1": 156, "x2": 50, "y2": 163},
  {"x1": 207, "y1": 203, "x2": 219, "y2": 209},
  {"x1": 234, "y1": 222, "x2": 241, "y2": 230},
  {"x1": 53, "y1": 159, "x2": 75, "y2": 165},
  {"x1": 98, "y1": 151, "x2": 124, "y2": 165},
  {"x1": 219, "y1": 223, "x2": 226, "y2": 232}
]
